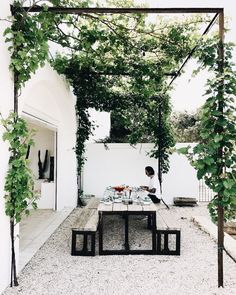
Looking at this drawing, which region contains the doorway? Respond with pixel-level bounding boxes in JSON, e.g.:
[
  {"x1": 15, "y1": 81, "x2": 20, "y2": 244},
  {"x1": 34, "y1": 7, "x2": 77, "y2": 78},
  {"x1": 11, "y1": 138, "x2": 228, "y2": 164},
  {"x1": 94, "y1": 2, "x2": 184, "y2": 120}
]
[{"x1": 23, "y1": 114, "x2": 57, "y2": 210}]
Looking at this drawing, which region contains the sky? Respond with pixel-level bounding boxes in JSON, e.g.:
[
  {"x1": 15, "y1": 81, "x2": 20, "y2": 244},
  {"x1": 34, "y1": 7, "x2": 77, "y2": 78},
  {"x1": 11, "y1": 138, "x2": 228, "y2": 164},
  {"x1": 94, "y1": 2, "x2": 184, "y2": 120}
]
[{"x1": 133, "y1": 0, "x2": 236, "y2": 112}]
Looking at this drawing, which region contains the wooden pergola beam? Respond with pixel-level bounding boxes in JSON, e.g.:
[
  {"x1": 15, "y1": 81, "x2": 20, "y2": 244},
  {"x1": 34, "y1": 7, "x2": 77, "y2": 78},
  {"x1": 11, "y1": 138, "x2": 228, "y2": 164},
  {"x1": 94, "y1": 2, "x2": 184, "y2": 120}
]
[{"x1": 11, "y1": 6, "x2": 223, "y2": 15}]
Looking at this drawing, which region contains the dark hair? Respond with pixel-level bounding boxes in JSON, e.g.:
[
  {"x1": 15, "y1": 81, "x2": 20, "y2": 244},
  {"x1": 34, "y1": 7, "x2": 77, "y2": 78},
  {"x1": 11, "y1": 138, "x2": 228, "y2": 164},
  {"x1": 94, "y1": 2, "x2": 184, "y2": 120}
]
[{"x1": 145, "y1": 166, "x2": 155, "y2": 175}]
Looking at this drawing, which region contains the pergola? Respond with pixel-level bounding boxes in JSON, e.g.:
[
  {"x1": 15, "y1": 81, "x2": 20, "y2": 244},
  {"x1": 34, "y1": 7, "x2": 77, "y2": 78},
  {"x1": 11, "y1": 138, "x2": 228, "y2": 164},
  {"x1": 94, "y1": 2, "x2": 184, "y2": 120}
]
[{"x1": 11, "y1": 5, "x2": 225, "y2": 287}]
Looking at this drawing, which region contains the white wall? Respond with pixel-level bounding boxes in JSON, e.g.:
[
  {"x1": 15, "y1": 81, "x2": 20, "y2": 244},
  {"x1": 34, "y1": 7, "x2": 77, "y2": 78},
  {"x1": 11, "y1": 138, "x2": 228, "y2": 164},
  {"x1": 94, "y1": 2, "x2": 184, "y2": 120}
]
[
  {"x1": 83, "y1": 143, "x2": 156, "y2": 197},
  {"x1": 83, "y1": 143, "x2": 198, "y2": 204},
  {"x1": 0, "y1": 1, "x2": 15, "y2": 292},
  {"x1": 162, "y1": 143, "x2": 199, "y2": 203}
]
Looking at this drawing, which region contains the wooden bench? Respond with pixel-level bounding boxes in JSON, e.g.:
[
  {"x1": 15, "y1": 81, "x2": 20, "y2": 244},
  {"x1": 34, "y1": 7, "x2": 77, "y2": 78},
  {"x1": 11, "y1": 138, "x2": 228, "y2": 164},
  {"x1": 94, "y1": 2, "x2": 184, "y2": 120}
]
[
  {"x1": 86, "y1": 197, "x2": 101, "y2": 210},
  {"x1": 156, "y1": 213, "x2": 181, "y2": 256},
  {"x1": 71, "y1": 197, "x2": 100, "y2": 256}
]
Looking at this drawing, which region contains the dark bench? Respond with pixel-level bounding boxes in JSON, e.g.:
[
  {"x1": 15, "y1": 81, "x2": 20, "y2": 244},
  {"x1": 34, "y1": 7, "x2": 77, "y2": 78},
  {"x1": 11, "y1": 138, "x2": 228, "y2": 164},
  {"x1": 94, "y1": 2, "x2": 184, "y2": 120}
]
[
  {"x1": 71, "y1": 197, "x2": 100, "y2": 256},
  {"x1": 156, "y1": 214, "x2": 181, "y2": 256}
]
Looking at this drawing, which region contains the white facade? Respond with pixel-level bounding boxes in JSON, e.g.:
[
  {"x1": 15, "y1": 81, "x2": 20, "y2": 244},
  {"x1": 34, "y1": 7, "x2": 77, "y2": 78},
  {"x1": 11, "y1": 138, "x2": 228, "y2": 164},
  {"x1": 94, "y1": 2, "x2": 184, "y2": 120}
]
[{"x1": 83, "y1": 143, "x2": 199, "y2": 204}]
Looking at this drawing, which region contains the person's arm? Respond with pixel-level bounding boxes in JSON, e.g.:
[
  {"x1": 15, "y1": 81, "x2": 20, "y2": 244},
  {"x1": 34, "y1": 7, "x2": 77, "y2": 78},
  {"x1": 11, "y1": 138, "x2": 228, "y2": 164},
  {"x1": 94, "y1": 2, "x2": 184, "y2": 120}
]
[
  {"x1": 140, "y1": 185, "x2": 148, "y2": 190},
  {"x1": 140, "y1": 186, "x2": 156, "y2": 193},
  {"x1": 148, "y1": 187, "x2": 156, "y2": 194}
]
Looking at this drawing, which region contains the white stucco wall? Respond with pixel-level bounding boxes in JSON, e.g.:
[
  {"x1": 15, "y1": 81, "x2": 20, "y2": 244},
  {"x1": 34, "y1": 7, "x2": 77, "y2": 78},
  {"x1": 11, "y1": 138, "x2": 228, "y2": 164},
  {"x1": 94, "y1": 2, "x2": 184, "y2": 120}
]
[
  {"x1": 83, "y1": 143, "x2": 156, "y2": 195},
  {"x1": 161, "y1": 143, "x2": 199, "y2": 202},
  {"x1": 83, "y1": 143, "x2": 199, "y2": 204}
]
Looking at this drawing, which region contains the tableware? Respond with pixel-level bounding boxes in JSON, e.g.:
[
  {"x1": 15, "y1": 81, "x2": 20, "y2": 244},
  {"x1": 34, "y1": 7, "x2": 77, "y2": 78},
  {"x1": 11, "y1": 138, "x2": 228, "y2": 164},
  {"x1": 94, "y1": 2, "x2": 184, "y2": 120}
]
[
  {"x1": 114, "y1": 198, "x2": 122, "y2": 203},
  {"x1": 143, "y1": 201, "x2": 151, "y2": 205},
  {"x1": 113, "y1": 186, "x2": 126, "y2": 192},
  {"x1": 104, "y1": 201, "x2": 112, "y2": 205}
]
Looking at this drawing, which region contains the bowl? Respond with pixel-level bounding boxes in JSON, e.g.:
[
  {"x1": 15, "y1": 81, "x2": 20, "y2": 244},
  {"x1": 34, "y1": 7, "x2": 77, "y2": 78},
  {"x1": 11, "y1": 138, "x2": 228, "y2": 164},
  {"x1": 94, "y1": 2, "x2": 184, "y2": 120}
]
[{"x1": 113, "y1": 186, "x2": 125, "y2": 192}]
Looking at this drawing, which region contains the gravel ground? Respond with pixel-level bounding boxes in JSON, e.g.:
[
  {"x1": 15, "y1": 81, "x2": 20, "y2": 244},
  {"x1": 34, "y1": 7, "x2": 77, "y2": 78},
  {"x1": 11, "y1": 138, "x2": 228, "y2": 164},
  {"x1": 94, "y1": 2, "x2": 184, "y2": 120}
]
[{"x1": 3, "y1": 204, "x2": 236, "y2": 295}]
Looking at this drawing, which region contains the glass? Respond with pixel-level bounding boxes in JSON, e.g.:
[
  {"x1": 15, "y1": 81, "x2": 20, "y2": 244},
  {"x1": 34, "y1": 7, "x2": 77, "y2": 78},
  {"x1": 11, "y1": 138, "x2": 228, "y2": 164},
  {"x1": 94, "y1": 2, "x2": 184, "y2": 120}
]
[
  {"x1": 103, "y1": 186, "x2": 113, "y2": 202},
  {"x1": 132, "y1": 187, "x2": 138, "y2": 200}
]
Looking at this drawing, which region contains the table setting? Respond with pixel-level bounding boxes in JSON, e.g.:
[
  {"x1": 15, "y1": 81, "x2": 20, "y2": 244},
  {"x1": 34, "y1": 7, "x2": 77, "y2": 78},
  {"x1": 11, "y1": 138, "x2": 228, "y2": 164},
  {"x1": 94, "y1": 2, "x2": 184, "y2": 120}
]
[{"x1": 100, "y1": 185, "x2": 152, "y2": 205}]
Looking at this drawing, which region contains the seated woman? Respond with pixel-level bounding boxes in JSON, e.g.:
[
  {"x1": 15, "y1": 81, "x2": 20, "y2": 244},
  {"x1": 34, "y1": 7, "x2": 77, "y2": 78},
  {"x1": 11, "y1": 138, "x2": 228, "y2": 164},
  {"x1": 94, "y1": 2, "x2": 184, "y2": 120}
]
[{"x1": 140, "y1": 166, "x2": 160, "y2": 204}]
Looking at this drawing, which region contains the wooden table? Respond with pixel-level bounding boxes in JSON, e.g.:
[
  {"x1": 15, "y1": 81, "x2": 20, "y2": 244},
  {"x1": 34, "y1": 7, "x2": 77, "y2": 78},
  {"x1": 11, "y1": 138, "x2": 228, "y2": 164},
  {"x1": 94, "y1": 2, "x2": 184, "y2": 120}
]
[{"x1": 98, "y1": 202, "x2": 157, "y2": 255}]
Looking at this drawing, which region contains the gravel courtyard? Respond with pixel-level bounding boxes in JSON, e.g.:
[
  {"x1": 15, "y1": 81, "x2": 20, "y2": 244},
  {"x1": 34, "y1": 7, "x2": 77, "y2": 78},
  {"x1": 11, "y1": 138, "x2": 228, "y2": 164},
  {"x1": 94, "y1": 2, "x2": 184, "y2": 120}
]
[{"x1": 3, "y1": 204, "x2": 236, "y2": 295}]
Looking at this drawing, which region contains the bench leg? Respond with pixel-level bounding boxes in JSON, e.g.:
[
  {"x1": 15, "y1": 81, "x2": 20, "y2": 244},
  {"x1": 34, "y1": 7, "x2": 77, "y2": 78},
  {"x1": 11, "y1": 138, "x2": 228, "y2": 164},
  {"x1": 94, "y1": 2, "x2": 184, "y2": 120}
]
[
  {"x1": 91, "y1": 233, "x2": 96, "y2": 256},
  {"x1": 71, "y1": 230, "x2": 96, "y2": 256},
  {"x1": 71, "y1": 230, "x2": 77, "y2": 256},
  {"x1": 156, "y1": 230, "x2": 181, "y2": 255}
]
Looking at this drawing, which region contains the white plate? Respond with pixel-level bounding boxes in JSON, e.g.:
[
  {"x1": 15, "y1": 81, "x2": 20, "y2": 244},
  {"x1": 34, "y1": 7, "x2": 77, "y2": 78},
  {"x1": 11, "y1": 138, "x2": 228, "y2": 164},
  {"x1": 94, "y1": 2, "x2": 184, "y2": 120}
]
[
  {"x1": 143, "y1": 201, "x2": 151, "y2": 205},
  {"x1": 104, "y1": 202, "x2": 112, "y2": 205},
  {"x1": 114, "y1": 199, "x2": 122, "y2": 203}
]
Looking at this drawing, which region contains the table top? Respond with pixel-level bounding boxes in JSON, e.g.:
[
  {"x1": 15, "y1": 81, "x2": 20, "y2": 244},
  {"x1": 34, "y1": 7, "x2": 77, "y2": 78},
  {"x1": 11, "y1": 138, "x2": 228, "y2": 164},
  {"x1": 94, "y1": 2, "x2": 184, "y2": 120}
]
[{"x1": 98, "y1": 202, "x2": 157, "y2": 212}]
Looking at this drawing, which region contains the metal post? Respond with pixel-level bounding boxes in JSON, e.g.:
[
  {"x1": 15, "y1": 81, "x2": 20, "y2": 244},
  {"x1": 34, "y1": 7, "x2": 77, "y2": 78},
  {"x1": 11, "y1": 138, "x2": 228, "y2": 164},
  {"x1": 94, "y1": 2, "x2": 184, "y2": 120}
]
[
  {"x1": 13, "y1": 73, "x2": 18, "y2": 114},
  {"x1": 124, "y1": 214, "x2": 129, "y2": 250},
  {"x1": 218, "y1": 10, "x2": 224, "y2": 288}
]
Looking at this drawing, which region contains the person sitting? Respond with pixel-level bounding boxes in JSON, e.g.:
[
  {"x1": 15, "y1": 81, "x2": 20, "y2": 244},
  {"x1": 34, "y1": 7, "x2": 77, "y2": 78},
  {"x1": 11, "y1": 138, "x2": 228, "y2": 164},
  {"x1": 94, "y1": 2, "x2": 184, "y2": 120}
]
[{"x1": 140, "y1": 166, "x2": 160, "y2": 204}]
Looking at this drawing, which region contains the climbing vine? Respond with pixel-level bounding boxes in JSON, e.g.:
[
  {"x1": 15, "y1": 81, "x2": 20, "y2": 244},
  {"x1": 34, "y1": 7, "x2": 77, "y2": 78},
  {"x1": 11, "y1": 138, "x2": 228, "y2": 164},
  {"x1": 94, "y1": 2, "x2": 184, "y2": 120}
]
[
  {"x1": 4, "y1": 2, "x2": 57, "y2": 90},
  {"x1": 1, "y1": 112, "x2": 36, "y2": 287},
  {"x1": 179, "y1": 37, "x2": 236, "y2": 222}
]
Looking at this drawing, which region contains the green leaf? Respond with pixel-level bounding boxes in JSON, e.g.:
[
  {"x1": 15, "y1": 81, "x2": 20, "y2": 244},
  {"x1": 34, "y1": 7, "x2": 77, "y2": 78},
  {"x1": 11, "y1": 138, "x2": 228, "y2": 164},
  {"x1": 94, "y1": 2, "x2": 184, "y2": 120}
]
[
  {"x1": 3, "y1": 27, "x2": 12, "y2": 36},
  {"x1": 214, "y1": 134, "x2": 223, "y2": 143},
  {"x1": 177, "y1": 146, "x2": 190, "y2": 155}
]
